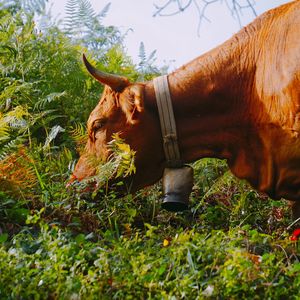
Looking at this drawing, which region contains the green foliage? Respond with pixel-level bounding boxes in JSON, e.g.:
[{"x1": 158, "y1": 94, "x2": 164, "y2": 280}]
[
  {"x1": 64, "y1": 0, "x2": 122, "y2": 54},
  {"x1": 3, "y1": 0, "x2": 48, "y2": 15},
  {"x1": 0, "y1": 1, "x2": 299, "y2": 299},
  {"x1": 73, "y1": 133, "x2": 136, "y2": 193},
  {"x1": 107, "y1": 133, "x2": 136, "y2": 178},
  {"x1": 0, "y1": 106, "x2": 30, "y2": 159},
  {"x1": 138, "y1": 42, "x2": 160, "y2": 80},
  {"x1": 0, "y1": 218, "x2": 299, "y2": 299}
]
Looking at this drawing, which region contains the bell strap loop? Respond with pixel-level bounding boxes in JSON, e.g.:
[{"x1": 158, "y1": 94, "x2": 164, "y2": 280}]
[{"x1": 153, "y1": 75, "x2": 182, "y2": 168}]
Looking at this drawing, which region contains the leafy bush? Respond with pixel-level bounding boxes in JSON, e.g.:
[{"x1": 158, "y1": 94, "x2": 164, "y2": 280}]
[{"x1": 0, "y1": 217, "x2": 299, "y2": 299}]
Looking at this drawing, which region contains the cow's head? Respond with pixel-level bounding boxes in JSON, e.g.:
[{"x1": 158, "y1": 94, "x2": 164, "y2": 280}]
[{"x1": 71, "y1": 55, "x2": 165, "y2": 192}]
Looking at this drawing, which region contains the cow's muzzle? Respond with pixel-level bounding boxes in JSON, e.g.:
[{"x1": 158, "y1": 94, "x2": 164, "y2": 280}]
[{"x1": 161, "y1": 165, "x2": 194, "y2": 212}]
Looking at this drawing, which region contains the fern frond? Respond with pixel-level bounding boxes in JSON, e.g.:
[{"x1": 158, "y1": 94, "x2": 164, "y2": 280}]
[
  {"x1": 4, "y1": 105, "x2": 29, "y2": 128},
  {"x1": 0, "y1": 136, "x2": 25, "y2": 161},
  {"x1": 108, "y1": 134, "x2": 136, "y2": 177},
  {"x1": 0, "y1": 81, "x2": 19, "y2": 104},
  {"x1": 64, "y1": 0, "x2": 80, "y2": 35},
  {"x1": 43, "y1": 125, "x2": 65, "y2": 149},
  {"x1": 63, "y1": 0, "x2": 122, "y2": 52},
  {"x1": 148, "y1": 50, "x2": 157, "y2": 63},
  {"x1": 69, "y1": 122, "x2": 87, "y2": 153},
  {"x1": 97, "y1": 3, "x2": 111, "y2": 20},
  {"x1": 34, "y1": 91, "x2": 67, "y2": 110},
  {"x1": 76, "y1": 133, "x2": 136, "y2": 190},
  {"x1": 0, "y1": 80, "x2": 38, "y2": 106},
  {"x1": 78, "y1": 0, "x2": 96, "y2": 25},
  {"x1": 0, "y1": 148, "x2": 37, "y2": 198},
  {"x1": 138, "y1": 42, "x2": 146, "y2": 64},
  {"x1": 0, "y1": 113, "x2": 9, "y2": 141},
  {"x1": 70, "y1": 122, "x2": 86, "y2": 142},
  {"x1": 137, "y1": 42, "x2": 159, "y2": 78},
  {"x1": 20, "y1": 0, "x2": 48, "y2": 15}
]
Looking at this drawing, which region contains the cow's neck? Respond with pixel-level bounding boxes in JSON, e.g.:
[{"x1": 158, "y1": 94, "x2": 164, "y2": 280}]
[
  {"x1": 147, "y1": 33, "x2": 268, "y2": 190},
  {"x1": 168, "y1": 38, "x2": 255, "y2": 164}
]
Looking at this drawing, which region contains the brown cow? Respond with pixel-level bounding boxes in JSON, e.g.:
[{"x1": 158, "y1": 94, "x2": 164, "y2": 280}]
[{"x1": 71, "y1": 1, "x2": 300, "y2": 219}]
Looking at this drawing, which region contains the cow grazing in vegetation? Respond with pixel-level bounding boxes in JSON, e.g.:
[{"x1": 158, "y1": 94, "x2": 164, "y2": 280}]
[{"x1": 71, "y1": 1, "x2": 300, "y2": 219}]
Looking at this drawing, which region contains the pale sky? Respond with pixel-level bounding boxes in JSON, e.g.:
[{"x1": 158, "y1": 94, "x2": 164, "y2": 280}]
[{"x1": 48, "y1": 0, "x2": 291, "y2": 69}]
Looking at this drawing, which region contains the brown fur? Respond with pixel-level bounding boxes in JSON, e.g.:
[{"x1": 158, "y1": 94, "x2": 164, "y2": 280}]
[{"x1": 72, "y1": 1, "x2": 300, "y2": 218}]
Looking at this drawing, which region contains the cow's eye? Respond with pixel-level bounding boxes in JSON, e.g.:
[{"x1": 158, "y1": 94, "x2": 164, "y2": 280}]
[{"x1": 93, "y1": 119, "x2": 106, "y2": 131}]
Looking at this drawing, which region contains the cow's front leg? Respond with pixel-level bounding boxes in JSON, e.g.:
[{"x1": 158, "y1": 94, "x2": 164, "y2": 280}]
[{"x1": 289, "y1": 200, "x2": 300, "y2": 221}]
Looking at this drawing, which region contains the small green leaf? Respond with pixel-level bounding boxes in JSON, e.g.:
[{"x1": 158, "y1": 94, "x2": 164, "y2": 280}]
[
  {"x1": 158, "y1": 264, "x2": 166, "y2": 276},
  {"x1": 0, "y1": 233, "x2": 8, "y2": 243},
  {"x1": 75, "y1": 234, "x2": 85, "y2": 244},
  {"x1": 127, "y1": 208, "x2": 136, "y2": 218}
]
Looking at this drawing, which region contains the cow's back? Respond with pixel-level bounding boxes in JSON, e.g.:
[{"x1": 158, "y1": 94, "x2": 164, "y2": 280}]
[
  {"x1": 254, "y1": 0, "x2": 300, "y2": 123},
  {"x1": 249, "y1": 1, "x2": 300, "y2": 200}
]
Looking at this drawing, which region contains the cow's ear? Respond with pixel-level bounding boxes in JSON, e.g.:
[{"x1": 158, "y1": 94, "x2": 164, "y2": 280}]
[
  {"x1": 130, "y1": 85, "x2": 144, "y2": 113},
  {"x1": 120, "y1": 84, "x2": 144, "y2": 124}
]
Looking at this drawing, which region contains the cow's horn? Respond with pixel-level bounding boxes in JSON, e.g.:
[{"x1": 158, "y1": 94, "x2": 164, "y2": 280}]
[{"x1": 82, "y1": 54, "x2": 129, "y2": 91}]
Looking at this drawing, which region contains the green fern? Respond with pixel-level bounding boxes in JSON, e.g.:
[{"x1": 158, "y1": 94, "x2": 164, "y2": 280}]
[
  {"x1": 79, "y1": 133, "x2": 136, "y2": 189},
  {"x1": 4, "y1": 106, "x2": 29, "y2": 127},
  {"x1": 43, "y1": 125, "x2": 65, "y2": 150},
  {"x1": 0, "y1": 106, "x2": 30, "y2": 160},
  {"x1": 20, "y1": 0, "x2": 48, "y2": 15},
  {"x1": 0, "y1": 106, "x2": 29, "y2": 136},
  {"x1": 138, "y1": 42, "x2": 146, "y2": 64},
  {"x1": 0, "y1": 136, "x2": 25, "y2": 161},
  {"x1": 1, "y1": 0, "x2": 48, "y2": 15},
  {"x1": 78, "y1": 0, "x2": 96, "y2": 27},
  {"x1": 137, "y1": 42, "x2": 159, "y2": 80},
  {"x1": 70, "y1": 123, "x2": 86, "y2": 140},
  {"x1": 64, "y1": 0, "x2": 81, "y2": 35},
  {"x1": 108, "y1": 133, "x2": 136, "y2": 178},
  {"x1": 97, "y1": 3, "x2": 111, "y2": 20},
  {"x1": 69, "y1": 122, "x2": 87, "y2": 153},
  {"x1": 64, "y1": 0, "x2": 98, "y2": 35},
  {"x1": 63, "y1": 0, "x2": 122, "y2": 54},
  {"x1": 0, "y1": 113, "x2": 9, "y2": 142},
  {"x1": 34, "y1": 91, "x2": 67, "y2": 110}
]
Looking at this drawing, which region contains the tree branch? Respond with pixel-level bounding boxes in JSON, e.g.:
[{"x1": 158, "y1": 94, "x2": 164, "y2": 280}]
[{"x1": 153, "y1": 0, "x2": 257, "y2": 35}]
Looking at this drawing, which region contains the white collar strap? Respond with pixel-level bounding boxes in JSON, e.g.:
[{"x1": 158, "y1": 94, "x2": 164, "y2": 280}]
[{"x1": 153, "y1": 75, "x2": 182, "y2": 168}]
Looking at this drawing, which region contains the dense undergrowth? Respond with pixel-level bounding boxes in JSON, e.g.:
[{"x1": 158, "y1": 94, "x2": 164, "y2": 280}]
[{"x1": 0, "y1": 1, "x2": 299, "y2": 299}]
